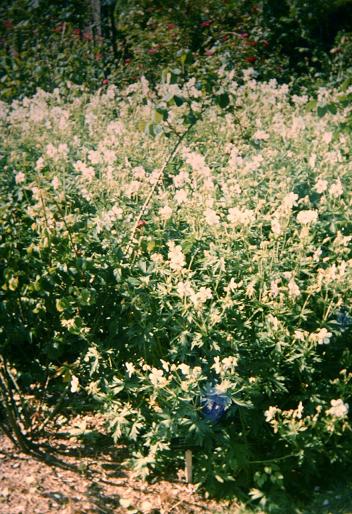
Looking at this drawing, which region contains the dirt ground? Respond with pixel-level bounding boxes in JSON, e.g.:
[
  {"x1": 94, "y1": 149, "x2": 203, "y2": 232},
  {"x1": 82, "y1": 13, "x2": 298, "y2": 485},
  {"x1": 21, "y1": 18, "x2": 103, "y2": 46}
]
[{"x1": 0, "y1": 419, "x2": 237, "y2": 514}]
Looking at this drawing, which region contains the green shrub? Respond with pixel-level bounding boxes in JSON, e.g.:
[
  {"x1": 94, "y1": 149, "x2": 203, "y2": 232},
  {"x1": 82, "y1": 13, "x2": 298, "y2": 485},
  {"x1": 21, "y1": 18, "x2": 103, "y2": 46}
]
[{"x1": 1, "y1": 70, "x2": 352, "y2": 507}]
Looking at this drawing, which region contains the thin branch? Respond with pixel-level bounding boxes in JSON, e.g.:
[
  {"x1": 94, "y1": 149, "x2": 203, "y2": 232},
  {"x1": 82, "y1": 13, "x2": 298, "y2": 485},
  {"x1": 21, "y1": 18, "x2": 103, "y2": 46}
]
[{"x1": 125, "y1": 120, "x2": 197, "y2": 257}]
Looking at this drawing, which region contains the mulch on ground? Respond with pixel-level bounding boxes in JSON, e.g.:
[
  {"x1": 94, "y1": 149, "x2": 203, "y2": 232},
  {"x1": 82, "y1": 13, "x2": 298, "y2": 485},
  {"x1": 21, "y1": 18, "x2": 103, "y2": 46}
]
[{"x1": 0, "y1": 416, "x2": 236, "y2": 514}]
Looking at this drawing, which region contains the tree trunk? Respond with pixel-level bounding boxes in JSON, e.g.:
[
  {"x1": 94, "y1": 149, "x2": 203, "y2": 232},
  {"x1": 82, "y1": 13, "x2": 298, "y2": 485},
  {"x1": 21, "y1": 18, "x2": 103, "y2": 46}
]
[{"x1": 90, "y1": 0, "x2": 102, "y2": 38}]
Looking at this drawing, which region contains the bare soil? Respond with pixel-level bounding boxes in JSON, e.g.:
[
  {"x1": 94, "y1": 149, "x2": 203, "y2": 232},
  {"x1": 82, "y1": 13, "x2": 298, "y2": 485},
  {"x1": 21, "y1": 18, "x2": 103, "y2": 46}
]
[{"x1": 0, "y1": 417, "x2": 237, "y2": 514}]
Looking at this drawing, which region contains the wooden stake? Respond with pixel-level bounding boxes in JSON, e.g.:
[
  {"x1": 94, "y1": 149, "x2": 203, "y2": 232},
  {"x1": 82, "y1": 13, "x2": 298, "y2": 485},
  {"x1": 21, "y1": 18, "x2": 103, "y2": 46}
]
[{"x1": 185, "y1": 449, "x2": 193, "y2": 483}]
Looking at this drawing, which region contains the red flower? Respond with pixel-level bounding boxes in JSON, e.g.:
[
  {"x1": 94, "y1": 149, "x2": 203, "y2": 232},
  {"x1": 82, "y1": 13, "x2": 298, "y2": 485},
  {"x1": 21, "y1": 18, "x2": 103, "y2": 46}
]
[
  {"x1": 167, "y1": 23, "x2": 177, "y2": 30},
  {"x1": 244, "y1": 56, "x2": 257, "y2": 63},
  {"x1": 201, "y1": 20, "x2": 212, "y2": 28},
  {"x1": 245, "y1": 40, "x2": 257, "y2": 47},
  {"x1": 102, "y1": 78, "x2": 109, "y2": 85},
  {"x1": 3, "y1": 20, "x2": 13, "y2": 29},
  {"x1": 239, "y1": 32, "x2": 249, "y2": 39},
  {"x1": 222, "y1": 34, "x2": 229, "y2": 41},
  {"x1": 124, "y1": 58, "x2": 132, "y2": 64},
  {"x1": 137, "y1": 219, "x2": 147, "y2": 228},
  {"x1": 73, "y1": 28, "x2": 81, "y2": 37}
]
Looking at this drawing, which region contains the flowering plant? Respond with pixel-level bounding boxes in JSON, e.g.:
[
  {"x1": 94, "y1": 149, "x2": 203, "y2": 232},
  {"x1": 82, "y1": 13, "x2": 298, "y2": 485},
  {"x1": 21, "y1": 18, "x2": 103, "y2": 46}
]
[{"x1": 1, "y1": 68, "x2": 352, "y2": 503}]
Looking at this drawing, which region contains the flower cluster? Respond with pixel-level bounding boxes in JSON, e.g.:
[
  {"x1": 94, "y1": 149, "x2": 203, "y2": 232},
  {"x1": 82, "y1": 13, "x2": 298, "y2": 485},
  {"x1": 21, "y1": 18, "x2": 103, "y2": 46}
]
[{"x1": 2, "y1": 70, "x2": 352, "y2": 496}]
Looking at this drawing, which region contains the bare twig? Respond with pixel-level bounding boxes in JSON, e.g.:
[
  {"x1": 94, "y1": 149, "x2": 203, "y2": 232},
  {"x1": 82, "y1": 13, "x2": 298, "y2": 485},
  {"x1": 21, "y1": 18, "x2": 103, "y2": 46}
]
[{"x1": 125, "y1": 119, "x2": 197, "y2": 258}]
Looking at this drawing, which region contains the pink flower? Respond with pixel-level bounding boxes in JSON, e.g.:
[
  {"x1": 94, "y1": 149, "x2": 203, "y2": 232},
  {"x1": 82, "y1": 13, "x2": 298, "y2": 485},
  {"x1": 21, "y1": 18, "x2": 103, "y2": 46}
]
[
  {"x1": 205, "y1": 49, "x2": 215, "y2": 56},
  {"x1": 102, "y1": 79, "x2": 109, "y2": 85},
  {"x1": 239, "y1": 32, "x2": 249, "y2": 39},
  {"x1": 137, "y1": 219, "x2": 147, "y2": 228},
  {"x1": 82, "y1": 31, "x2": 93, "y2": 41},
  {"x1": 201, "y1": 20, "x2": 212, "y2": 28}
]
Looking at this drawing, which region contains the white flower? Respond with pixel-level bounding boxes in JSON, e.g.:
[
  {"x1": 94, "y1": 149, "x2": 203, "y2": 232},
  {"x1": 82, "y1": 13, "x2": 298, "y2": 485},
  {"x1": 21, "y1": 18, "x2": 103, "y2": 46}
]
[
  {"x1": 271, "y1": 218, "x2": 281, "y2": 236},
  {"x1": 35, "y1": 157, "x2": 45, "y2": 171},
  {"x1": 173, "y1": 171, "x2": 189, "y2": 188},
  {"x1": 149, "y1": 169, "x2": 160, "y2": 185},
  {"x1": 281, "y1": 192, "x2": 299, "y2": 211},
  {"x1": 167, "y1": 241, "x2": 186, "y2": 271},
  {"x1": 314, "y1": 179, "x2": 328, "y2": 194},
  {"x1": 228, "y1": 207, "x2": 255, "y2": 226},
  {"x1": 151, "y1": 253, "x2": 164, "y2": 264},
  {"x1": 313, "y1": 248, "x2": 322, "y2": 262},
  {"x1": 326, "y1": 399, "x2": 349, "y2": 418},
  {"x1": 264, "y1": 406, "x2": 279, "y2": 422},
  {"x1": 176, "y1": 281, "x2": 195, "y2": 298},
  {"x1": 190, "y1": 287, "x2": 212, "y2": 308},
  {"x1": 309, "y1": 328, "x2": 332, "y2": 345},
  {"x1": 109, "y1": 205, "x2": 123, "y2": 220},
  {"x1": 102, "y1": 149, "x2": 115, "y2": 165},
  {"x1": 52, "y1": 176, "x2": 60, "y2": 190},
  {"x1": 178, "y1": 363, "x2": 190, "y2": 376},
  {"x1": 133, "y1": 166, "x2": 146, "y2": 180},
  {"x1": 221, "y1": 356, "x2": 238, "y2": 371},
  {"x1": 149, "y1": 368, "x2": 168, "y2": 387},
  {"x1": 204, "y1": 208, "x2": 220, "y2": 226},
  {"x1": 15, "y1": 171, "x2": 26, "y2": 184},
  {"x1": 74, "y1": 161, "x2": 95, "y2": 181},
  {"x1": 174, "y1": 189, "x2": 188, "y2": 204},
  {"x1": 288, "y1": 278, "x2": 300, "y2": 298},
  {"x1": 70, "y1": 375, "x2": 80, "y2": 393},
  {"x1": 88, "y1": 149, "x2": 101, "y2": 164},
  {"x1": 329, "y1": 178, "x2": 343, "y2": 198},
  {"x1": 296, "y1": 210, "x2": 318, "y2": 225},
  {"x1": 294, "y1": 330, "x2": 306, "y2": 341},
  {"x1": 270, "y1": 280, "x2": 280, "y2": 298},
  {"x1": 322, "y1": 131, "x2": 332, "y2": 144},
  {"x1": 253, "y1": 129, "x2": 269, "y2": 141},
  {"x1": 125, "y1": 362, "x2": 136, "y2": 377},
  {"x1": 308, "y1": 154, "x2": 317, "y2": 168},
  {"x1": 159, "y1": 205, "x2": 173, "y2": 221}
]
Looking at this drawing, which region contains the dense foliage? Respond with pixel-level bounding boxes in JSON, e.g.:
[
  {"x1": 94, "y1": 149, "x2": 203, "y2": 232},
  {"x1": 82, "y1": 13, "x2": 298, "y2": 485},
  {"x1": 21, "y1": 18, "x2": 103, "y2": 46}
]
[
  {"x1": 1, "y1": 1, "x2": 352, "y2": 510},
  {"x1": 1, "y1": 0, "x2": 352, "y2": 101},
  {"x1": 1, "y1": 68, "x2": 352, "y2": 508}
]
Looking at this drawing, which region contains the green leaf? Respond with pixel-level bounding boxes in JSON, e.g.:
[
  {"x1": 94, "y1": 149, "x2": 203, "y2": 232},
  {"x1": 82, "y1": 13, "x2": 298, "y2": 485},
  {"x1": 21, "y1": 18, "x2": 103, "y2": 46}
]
[
  {"x1": 148, "y1": 123, "x2": 162, "y2": 136},
  {"x1": 147, "y1": 240, "x2": 156, "y2": 252},
  {"x1": 174, "y1": 95, "x2": 185, "y2": 106},
  {"x1": 56, "y1": 298, "x2": 70, "y2": 312},
  {"x1": 153, "y1": 110, "x2": 163, "y2": 124},
  {"x1": 317, "y1": 105, "x2": 328, "y2": 117},
  {"x1": 8, "y1": 276, "x2": 19, "y2": 291},
  {"x1": 327, "y1": 103, "x2": 337, "y2": 115},
  {"x1": 305, "y1": 99, "x2": 317, "y2": 111},
  {"x1": 155, "y1": 107, "x2": 168, "y2": 121},
  {"x1": 216, "y1": 92, "x2": 230, "y2": 109}
]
